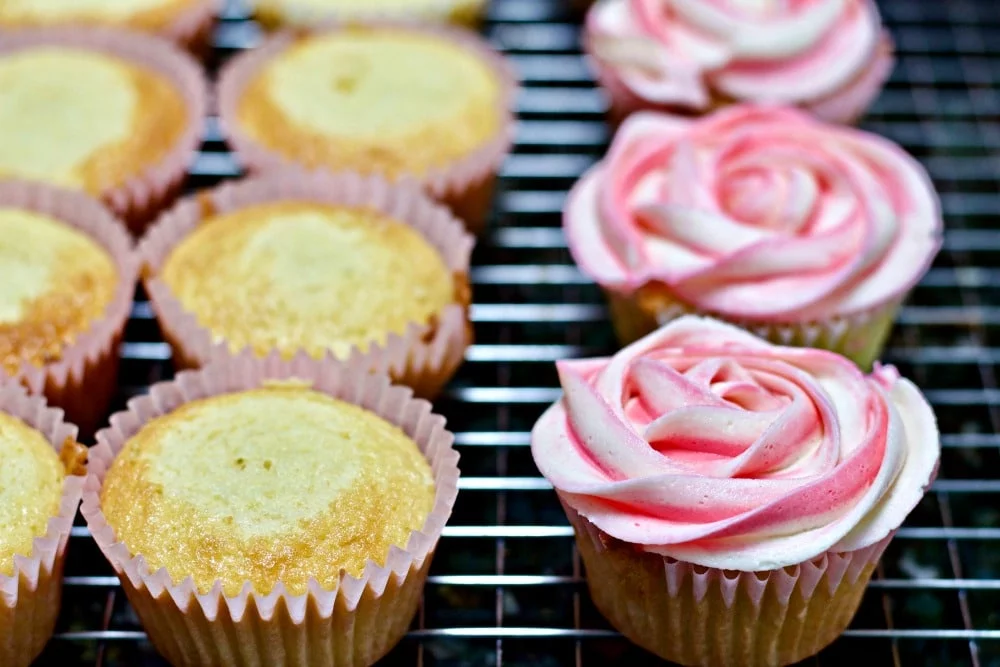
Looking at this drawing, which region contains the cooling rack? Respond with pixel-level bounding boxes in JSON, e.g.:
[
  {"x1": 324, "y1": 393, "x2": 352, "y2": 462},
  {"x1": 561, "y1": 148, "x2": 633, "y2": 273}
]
[{"x1": 38, "y1": 0, "x2": 1000, "y2": 664}]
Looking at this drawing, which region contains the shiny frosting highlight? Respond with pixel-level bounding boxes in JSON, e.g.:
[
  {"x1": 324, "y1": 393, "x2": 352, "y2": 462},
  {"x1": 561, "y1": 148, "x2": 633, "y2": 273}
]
[
  {"x1": 587, "y1": 0, "x2": 893, "y2": 119},
  {"x1": 532, "y1": 317, "x2": 939, "y2": 571},
  {"x1": 564, "y1": 105, "x2": 942, "y2": 321}
]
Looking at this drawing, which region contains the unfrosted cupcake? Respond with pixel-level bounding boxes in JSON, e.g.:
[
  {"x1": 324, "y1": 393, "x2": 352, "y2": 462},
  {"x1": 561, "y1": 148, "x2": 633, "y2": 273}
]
[
  {"x1": 565, "y1": 105, "x2": 941, "y2": 369},
  {"x1": 0, "y1": 382, "x2": 87, "y2": 667},
  {"x1": 139, "y1": 172, "x2": 473, "y2": 398},
  {"x1": 586, "y1": 0, "x2": 894, "y2": 125},
  {"x1": 217, "y1": 23, "x2": 516, "y2": 234},
  {"x1": 531, "y1": 316, "x2": 939, "y2": 666},
  {"x1": 0, "y1": 181, "x2": 136, "y2": 435},
  {"x1": 82, "y1": 355, "x2": 459, "y2": 667},
  {"x1": 0, "y1": 0, "x2": 219, "y2": 53},
  {"x1": 0, "y1": 28, "x2": 208, "y2": 233},
  {"x1": 253, "y1": 0, "x2": 486, "y2": 28}
]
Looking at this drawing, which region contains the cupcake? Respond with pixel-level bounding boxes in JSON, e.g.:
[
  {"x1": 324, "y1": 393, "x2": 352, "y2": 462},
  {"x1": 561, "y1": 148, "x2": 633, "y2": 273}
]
[
  {"x1": 0, "y1": 181, "x2": 136, "y2": 436},
  {"x1": 0, "y1": 382, "x2": 87, "y2": 667},
  {"x1": 81, "y1": 355, "x2": 460, "y2": 667},
  {"x1": 586, "y1": 0, "x2": 894, "y2": 126},
  {"x1": 139, "y1": 171, "x2": 473, "y2": 398},
  {"x1": 531, "y1": 316, "x2": 940, "y2": 666},
  {"x1": 0, "y1": 28, "x2": 208, "y2": 234},
  {"x1": 217, "y1": 23, "x2": 516, "y2": 235},
  {"x1": 0, "y1": 0, "x2": 220, "y2": 53},
  {"x1": 252, "y1": 0, "x2": 486, "y2": 29},
  {"x1": 565, "y1": 105, "x2": 942, "y2": 370}
]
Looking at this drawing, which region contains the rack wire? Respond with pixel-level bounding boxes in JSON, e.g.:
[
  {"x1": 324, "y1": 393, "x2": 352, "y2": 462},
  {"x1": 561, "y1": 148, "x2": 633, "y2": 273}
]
[{"x1": 39, "y1": 0, "x2": 1000, "y2": 664}]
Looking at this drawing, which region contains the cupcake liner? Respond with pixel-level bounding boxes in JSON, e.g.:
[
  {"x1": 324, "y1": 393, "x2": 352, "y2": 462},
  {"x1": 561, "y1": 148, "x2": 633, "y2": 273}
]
[
  {"x1": 216, "y1": 22, "x2": 517, "y2": 235},
  {"x1": 0, "y1": 382, "x2": 86, "y2": 667},
  {"x1": 0, "y1": 28, "x2": 208, "y2": 235},
  {"x1": 253, "y1": 0, "x2": 486, "y2": 29},
  {"x1": 603, "y1": 287, "x2": 902, "y2": 371},
  {"x1": 81, "y1": 354, "x2": 461, "y2": 667},
  {"x1": 0, "y1": 180, "x2": 137, "y2": 437},
  {"x1": 139, "y1": 171, "x2": 474, "y2": 399},
  {"x1": 156, "y1": 0, "x2": 222, "y2": 56},
  {"x1": 564, "y1": 499, "x2": 890, "y2": 667}
]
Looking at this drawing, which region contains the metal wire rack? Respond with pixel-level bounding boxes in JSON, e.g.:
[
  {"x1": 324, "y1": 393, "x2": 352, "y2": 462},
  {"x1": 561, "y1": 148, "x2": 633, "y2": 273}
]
[{"x1": 38, "y1": 0, "x2": 1000, "y2": 664}]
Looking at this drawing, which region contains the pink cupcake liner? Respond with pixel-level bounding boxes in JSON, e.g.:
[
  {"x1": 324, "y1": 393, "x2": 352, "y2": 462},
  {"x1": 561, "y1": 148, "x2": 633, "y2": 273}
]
[
  {"x1": 0, "y1": 180, "x2": 137, "y2": 437},
  {"x1": 604, "y1": 288, "x2": 903, "y2": 371},
  {"x1": 0, "y1": 382, "x2": 86, "y2": 667},
  {"x1": 0, "y1": 28, "x2": 208, "y2": 235},
  {"x1": 156, "y1": 0, "x2": 222, "y2": 56},
  {"x1": 216, "y1": 22, "x2": 517, "y2": 235},
  {"x1": 139, "y1": 170, "x2": 474, "y2": 398},
  {"x1": 564, "y1": 498, "x2": 891, "y2": 666},
  {"x1": 81, "y1": 354, "x2": 461, "y2": 667},
  {"x1": 252, "y1": 0, "x2": 486, "y2": 28}
]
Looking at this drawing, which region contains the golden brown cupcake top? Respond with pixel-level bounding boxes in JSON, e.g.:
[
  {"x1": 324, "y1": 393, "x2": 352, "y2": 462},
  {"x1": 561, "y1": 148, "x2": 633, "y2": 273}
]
[
  {"x1": 0, "y1": 207, "x2": 118, "y2": 377},
  {"x1": 100, "y1": 384, "x2": 436, "y2": 596},
  {"x1": 0, "y1": 0, "x2": 202, "y2": 30},
  {"x1": 0, "y1": 412, "x2": 68, "y2": 576},
  {"x1": 0, "y1": 46, "x2": 187, "y2": 194},
  {"x1": 159, "y1": 200, "x2": 456, "y2": 359},
  {"x1": 236, "y1": 27, "x2": 503, "y2": 177},
  {"x1": 253, "y1": 0, "x2": 484, "y2": 28}
]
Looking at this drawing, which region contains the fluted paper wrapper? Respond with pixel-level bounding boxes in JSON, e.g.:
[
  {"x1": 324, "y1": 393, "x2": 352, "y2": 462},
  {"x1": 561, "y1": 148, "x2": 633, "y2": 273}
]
[
  {"x1": 564, "y1": 499, "x2": 890, "y2": 667},
  {"x1": 0, "y1": 383, "x2": 85, "y2": 667},
  {"x1": 0, "y1": 181, "x2": 137, "y2": 436},
  {"x1": 253, "y1": 0, "x2": 486, "y2": 29},
  {"x1": 155, "y1": 0, "x2": 221, "y2": 55},
  {"x1": 604, "y1": 288, "x2": 901, "y2": 371},
  {"x1": 216, "y1": 22, "x2": 517, "y2": 235},
  {"x1": 81, "y1": 355, "x2": 461, "y2": 667},
  {"x1": 139, "y1": 171, "x2": 473, "y2": 398},
  {"x1": 0, "y1": 28, "x2": 208, "y2": 234}
]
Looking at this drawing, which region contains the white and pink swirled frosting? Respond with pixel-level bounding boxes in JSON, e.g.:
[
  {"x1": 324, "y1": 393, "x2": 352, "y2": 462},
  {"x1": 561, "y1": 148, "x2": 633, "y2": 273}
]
[
  {"x1": 587, "y1": 0, "x2": 894, "y2": 122},
  {"x1": 565, "y1": 105, "x2": 942, "y2": 321},
  {"x1": 532, "y1": 317, "x2": 939, "y2": 570}
]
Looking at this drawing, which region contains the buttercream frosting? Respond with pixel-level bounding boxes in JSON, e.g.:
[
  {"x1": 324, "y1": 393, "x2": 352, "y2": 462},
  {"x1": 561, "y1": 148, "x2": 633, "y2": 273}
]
[
  {"x1": 587, "y1": 0, "x2": 893, "y2": 121},
  {"x1": 564, "y1": 105, "x2": 942, "y2": 321},
  {"x1": 532, "y1": 316, "x2": 939, "y2": 571}
]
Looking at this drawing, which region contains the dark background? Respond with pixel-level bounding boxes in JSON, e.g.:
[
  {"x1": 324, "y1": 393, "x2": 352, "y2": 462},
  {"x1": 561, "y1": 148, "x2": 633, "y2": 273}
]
[{"x1": 44, "y1": 0, "x2": 1000, "y2": 665}]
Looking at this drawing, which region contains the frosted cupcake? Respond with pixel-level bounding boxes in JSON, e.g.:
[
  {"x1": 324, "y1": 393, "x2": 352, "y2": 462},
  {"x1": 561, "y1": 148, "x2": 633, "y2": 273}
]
[
  {"x1": 586, "y1": 0, "x2": 894, "y2": 125},
  {"x1": 565, "y1": 105, "x2": 941, "y2": 369},
  {"x1": 531, "y1": 316, "x2": 939, "y2": 666},
  {"x1": 0, "y1": 383, "x2": 87, "y2": 667},
  {"x1": 139, "y1": 172, "x2": 473, "y2": 398},
  {"x1": 217, "y1": 23, "x2": 516, "y2": 234},
  {"x1": 82, "y1": 355, "x2": 459, "y2": 667},
  {"x1": 253, "y1": 0, "x2": 486, "y2": 28},
  {"x1": 0, "y1": 1, "x2": 219, "y2": 53},
  {"x1": 0, "y1": 29, "x2": 208, "y2": 233}
]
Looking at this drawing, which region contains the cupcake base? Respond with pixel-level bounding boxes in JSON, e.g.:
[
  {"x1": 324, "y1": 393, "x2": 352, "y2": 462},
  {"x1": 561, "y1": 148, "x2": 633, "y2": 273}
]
[
  {"x1": 82, "y1": 355, "x2": 460, "y2": 667},
  {"x1": 603, "y1": 287, "x2": 901, "y2": 371},
  {"x1": 566, "y1": 500, "x2": 889, "y2": 667}
]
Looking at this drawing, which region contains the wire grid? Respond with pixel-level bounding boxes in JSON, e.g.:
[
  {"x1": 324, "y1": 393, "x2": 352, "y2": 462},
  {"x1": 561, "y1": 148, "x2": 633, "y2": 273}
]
[{"x1": 37, "y1": 0, "x2": 1000, "y2": 665}]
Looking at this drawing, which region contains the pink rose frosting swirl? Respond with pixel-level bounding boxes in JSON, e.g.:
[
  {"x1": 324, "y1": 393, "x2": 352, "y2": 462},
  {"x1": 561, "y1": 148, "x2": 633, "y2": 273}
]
[
  {"x1": 587, "y1": 0, "x2": 894, "y2": 121},
  {"x1": 565, "y1": 105, "x2": 942, "y2": 321},
  {"x1": 531, "y1": 317, "x2": 939, "y2": 570}
]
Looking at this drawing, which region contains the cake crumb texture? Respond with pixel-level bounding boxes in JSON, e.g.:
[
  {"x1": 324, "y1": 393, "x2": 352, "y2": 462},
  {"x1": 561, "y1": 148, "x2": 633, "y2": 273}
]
[
  {"x1": 101, "y1": 385, "x2": 436, "y2": 596},
  {"x1": 0, "y1": 208, "x2": 117, "y2": 376},
  {"x1": 160, "y1": 201, "x2": 455, "y2": 359}
]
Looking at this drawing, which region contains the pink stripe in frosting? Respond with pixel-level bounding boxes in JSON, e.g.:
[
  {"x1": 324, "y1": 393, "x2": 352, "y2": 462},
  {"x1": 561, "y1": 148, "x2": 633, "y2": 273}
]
[
  {"x1": 531, "y1": 317, "x2": 940, "y2": 570},
  {"x1": 587, "y1": 0, "x2": 893, "y2": 120}
]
